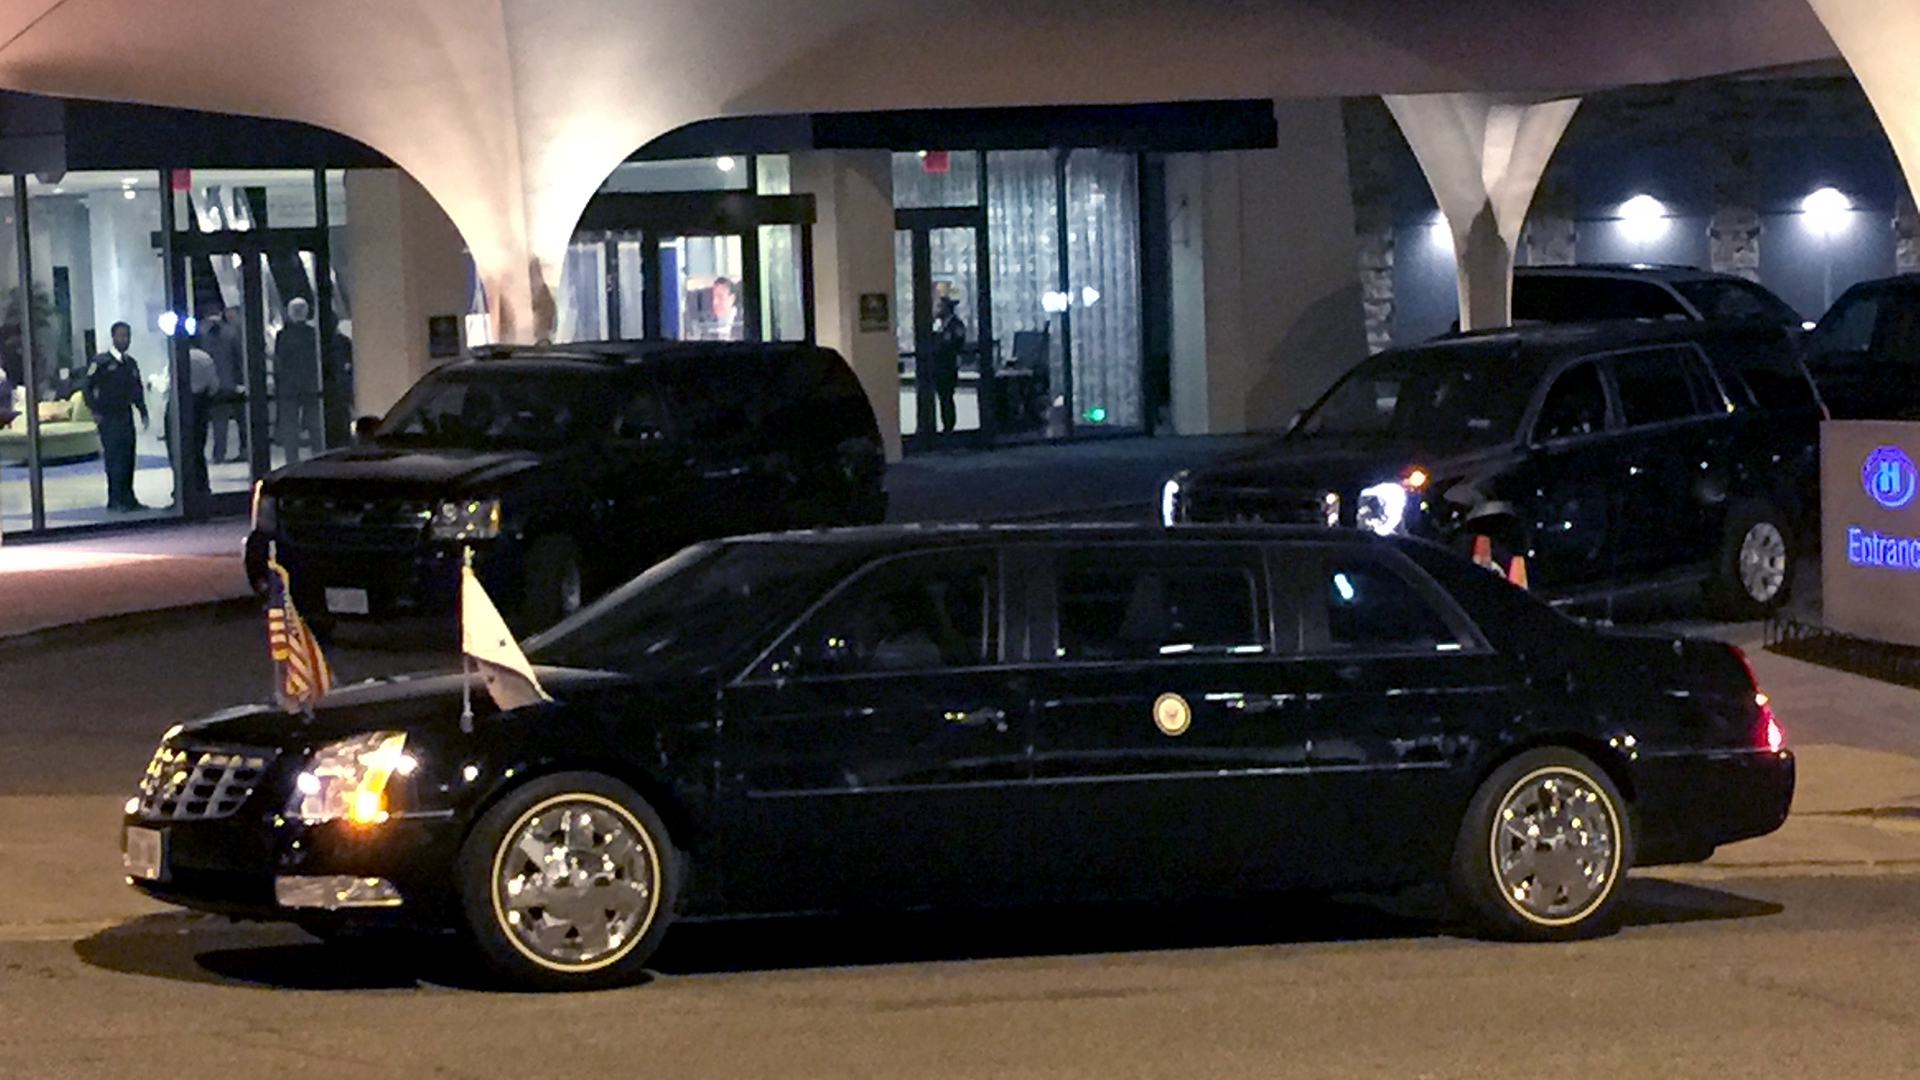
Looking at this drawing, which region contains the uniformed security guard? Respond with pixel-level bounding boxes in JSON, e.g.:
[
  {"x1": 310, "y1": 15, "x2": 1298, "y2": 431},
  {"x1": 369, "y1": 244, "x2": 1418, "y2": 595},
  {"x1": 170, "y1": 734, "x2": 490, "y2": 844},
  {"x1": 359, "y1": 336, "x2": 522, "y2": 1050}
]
[{"x1": 83, "y1": 321, "x2": 150, "y2": 511}]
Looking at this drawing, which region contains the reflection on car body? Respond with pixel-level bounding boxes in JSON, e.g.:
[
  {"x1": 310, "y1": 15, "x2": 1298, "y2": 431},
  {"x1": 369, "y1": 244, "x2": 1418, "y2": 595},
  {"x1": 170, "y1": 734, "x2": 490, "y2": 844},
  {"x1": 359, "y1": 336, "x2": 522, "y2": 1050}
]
[{"x1": 123, "y1": 524, "x2": 1792, "y2": 990}]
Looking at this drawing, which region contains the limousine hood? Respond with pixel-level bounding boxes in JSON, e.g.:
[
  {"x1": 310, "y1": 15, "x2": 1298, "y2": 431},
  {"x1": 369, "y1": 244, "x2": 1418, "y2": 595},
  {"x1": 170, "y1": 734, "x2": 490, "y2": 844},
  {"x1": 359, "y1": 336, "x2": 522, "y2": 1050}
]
[
  {"x1": 158, "y1": 667, "x2": 648, "y2": 751},
  {"x1": 264, "y1": 446, "x2": 544, "y2": 496}
]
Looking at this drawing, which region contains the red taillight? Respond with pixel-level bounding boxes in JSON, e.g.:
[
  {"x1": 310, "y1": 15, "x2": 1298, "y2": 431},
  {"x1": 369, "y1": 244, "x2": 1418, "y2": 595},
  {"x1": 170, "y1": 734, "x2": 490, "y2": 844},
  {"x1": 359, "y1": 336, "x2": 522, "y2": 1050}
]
[{"x1": 1731, "y1": 645, "x2": 1785, "y2": 752}]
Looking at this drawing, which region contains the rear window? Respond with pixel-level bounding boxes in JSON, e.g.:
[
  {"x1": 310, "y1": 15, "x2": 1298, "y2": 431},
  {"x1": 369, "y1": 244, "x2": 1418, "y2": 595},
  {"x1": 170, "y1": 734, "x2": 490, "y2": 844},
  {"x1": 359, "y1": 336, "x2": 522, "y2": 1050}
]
[
  {"x1": 1702, "y1": 334, "x2": 1820, "y2": 413},
  {"x1": 1669, "y1": 279, "x2": 1802, "y2": 326},
  {"x1": 1513, "y1": 276, "x2": 1689, "y2": 322}
]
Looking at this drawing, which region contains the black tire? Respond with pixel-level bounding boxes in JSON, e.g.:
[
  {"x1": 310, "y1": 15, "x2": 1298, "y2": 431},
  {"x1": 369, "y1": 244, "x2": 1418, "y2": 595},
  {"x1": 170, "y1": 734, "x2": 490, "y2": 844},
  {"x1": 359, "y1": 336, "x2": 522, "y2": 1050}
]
[
  {"x1": 456, "y1": 772, "x2": 679, "y2": 991},
  {"x1": 521, "y1": 534, "x2": 584, "y2": 631},
  {"x1": 1449, "y1": 748, "x2": 1632, "y2": 942},
  {"x1": 1706, "y1": 498, "x2": 1794, "y2": 620}
]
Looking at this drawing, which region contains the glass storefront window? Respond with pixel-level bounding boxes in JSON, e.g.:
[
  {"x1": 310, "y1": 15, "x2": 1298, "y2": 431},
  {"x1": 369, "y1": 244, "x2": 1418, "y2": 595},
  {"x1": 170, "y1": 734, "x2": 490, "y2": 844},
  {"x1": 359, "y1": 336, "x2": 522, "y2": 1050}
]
[
  {"x1": 756, "y1": 155, "x2": 792, "y2": 196},
  {"x1": 1066, "y1": 149, "x2": 1143, "y2": 429},
  {"x1": 1, "y1": 172, "x2": 174, "y2": 525},
  {"x1": 660, "y1": 234, "x2": 745, "y2": 341},
  {"x1": 603, "y1": 159, "x2": 749, "y2": 194},
  {"x1": 893, "y1": 151, "x2": 980, "y2": 209},
  {"x1": 986, "y1": 149, "x2": 1062, "y2": 421},
  {"x1": 759, "y1": 224, "x2": 805, "y2": 342},
  {"x1": 172, "y1": 168, "x2": 323, "y2": 231}
]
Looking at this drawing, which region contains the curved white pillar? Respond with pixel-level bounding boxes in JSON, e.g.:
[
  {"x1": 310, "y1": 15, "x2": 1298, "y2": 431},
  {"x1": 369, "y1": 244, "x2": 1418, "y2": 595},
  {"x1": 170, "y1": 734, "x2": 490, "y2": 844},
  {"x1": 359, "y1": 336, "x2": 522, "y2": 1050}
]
[
  {"x1": 1807, "y1": 1, "x2": 1920, "y2": 241},
  {"x1": 1385, "y1": 93, "x2": 1579, "y2": 331}
]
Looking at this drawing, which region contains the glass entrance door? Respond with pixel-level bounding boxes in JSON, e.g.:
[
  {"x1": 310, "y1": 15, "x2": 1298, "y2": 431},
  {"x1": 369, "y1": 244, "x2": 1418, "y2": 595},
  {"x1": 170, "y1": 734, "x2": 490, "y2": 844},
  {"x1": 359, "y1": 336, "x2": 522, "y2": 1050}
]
[
  {"x1": 898, "y1": 224, "x2": 983, "y2": 444},
  {"x1": 171, "y1": 234, "x2": 343, "y2": 513}
]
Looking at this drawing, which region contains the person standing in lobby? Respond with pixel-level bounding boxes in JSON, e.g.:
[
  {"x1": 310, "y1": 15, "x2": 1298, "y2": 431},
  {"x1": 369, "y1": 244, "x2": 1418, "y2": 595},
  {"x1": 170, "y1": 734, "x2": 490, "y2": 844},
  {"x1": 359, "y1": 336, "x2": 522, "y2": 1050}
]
[
  {"x1": 200, "y1": 301, "x2": 247, "y2": 462},
  {"x1": 83, "y1": 321, "x2": 149, "y2": 511},
  {"x1": 272, "y1": 297, "x2": 322, "y2": 465}
]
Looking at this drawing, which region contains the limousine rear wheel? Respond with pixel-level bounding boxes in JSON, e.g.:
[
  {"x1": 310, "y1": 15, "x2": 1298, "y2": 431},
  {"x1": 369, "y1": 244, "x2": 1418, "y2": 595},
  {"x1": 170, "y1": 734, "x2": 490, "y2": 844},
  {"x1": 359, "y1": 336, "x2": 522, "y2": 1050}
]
[
  {"x1": 456, "y1": 772, "x2": 679, "y2": 991},
  {"x1": 1450, "y1": 748, "x2": 1631, "y2": 941}
]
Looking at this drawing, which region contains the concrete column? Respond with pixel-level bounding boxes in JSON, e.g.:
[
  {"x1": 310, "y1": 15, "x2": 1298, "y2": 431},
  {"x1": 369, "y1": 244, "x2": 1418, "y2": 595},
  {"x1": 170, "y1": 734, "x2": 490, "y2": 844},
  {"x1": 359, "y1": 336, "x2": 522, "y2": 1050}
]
[
  {"x1": 1165, "y1": 98, "x2": 1369, "y2": 434},
  {"x1": 790, "y1": 151, "x2": 902, "y2": 462},
  {"x1": 1708, "y1": 206, "x2": 1762, "y2": 281},
  {"x1": 1384, "y1": 93, "x2": 1579, "y2": 331},
  {"x1": 1808, "y1": 1, "x2": 1920, "y2": 249},
  {"x1": 344, "y1": 168, "x2": 470, "y2": 419}
]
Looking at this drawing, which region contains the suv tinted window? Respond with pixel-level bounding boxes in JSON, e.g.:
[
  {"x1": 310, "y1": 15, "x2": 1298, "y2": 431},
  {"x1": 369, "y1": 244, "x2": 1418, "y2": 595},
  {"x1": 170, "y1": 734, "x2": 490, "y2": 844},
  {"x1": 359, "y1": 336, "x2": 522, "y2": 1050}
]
[
  {"x1": 1053, "y1": 547, "x2": 1264, "y2": 660},
  {"x1": 1512, "y1": 277, "x2": 1689, "y2": 321},
  {"x1": 1316, "y1": 554, "x2": 1461, "y2": 652},
  {"x1": 376, "y1": 364, "x2": 617, "y2": 450},
  {"x1": 1296, "y1": 348, "x2": 1538, "y2": 449},
  {"x1": 766, "y1": 551, "x2": 996, "y2": 677},
  {"x1": 1533, "y1": 362, "x2": 1607, "y2": 441},
  {"x1": 1668, "y1": 279, "x2": 1801, "y2": 326},
  {"x1": 1807, "y1": 290, "x2": 1878, "y2": 360},
  {"x1": 1705, "y1": 334, "x2": 1819, "y2": 413},
  {"x1": 1610, "y1": 348, "x2": 1706, "y2": 426}
]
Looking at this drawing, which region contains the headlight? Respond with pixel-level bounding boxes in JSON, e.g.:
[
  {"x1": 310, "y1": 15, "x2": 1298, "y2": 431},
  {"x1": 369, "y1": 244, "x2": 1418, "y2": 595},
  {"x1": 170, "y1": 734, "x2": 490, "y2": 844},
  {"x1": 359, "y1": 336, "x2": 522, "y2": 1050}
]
[
  {"x1": 250, "y1": 482, "x2": 276, "y2": 532},
  {"x1": 1357, "y1": 481, "x2": 1411, "y2": 536},
  {"x1": 1160, "y1": 473, "x2": 1188, "y2": 527},
  {"x1": 291, "y1": 732, "x2": 414, "y2": 826},
  {"x1": 430, "y1": 498, "x2": 502, "y2": 540}
]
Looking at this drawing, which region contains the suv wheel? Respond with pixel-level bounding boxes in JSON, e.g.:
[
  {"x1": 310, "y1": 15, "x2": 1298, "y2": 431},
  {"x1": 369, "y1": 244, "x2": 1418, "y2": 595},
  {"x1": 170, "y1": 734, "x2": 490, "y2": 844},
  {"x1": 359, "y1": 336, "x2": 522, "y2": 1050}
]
[
  {"x1": 522, "y1": 535, "x2": 584, "y2": 631},
  {"x1": 1707, "y1": 499, "x2": 1793, "y2": 619}
]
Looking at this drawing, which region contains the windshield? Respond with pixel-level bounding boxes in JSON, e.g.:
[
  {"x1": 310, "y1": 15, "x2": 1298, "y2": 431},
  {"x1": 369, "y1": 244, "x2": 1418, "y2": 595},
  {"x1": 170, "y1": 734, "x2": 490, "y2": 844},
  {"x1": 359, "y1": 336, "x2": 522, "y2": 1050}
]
[
  {"x1": 526, "y1": 542, "x2": 851, "y2": 677},
  {"x1": 375, "y1": 364, "x2": 616, "y2": 451},
  {"x1": 1294, "y1": 349, "x2": 1537, "y2": 449}
]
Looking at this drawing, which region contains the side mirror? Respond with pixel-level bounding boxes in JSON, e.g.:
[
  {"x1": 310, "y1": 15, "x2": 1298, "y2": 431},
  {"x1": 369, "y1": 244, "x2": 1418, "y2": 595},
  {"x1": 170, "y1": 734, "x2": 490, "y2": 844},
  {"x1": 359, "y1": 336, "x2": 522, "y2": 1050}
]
[{"x1": 352, "y1": 415, "x2": 382, "y2": 444}]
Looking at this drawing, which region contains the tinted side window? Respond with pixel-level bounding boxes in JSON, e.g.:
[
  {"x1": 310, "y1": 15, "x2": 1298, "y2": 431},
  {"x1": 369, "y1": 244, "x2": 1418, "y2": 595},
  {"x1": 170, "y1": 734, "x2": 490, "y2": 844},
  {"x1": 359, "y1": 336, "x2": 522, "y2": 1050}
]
[
  {"x1": 1513, "y1": 277, "x2": 1688, "y2": 321},
  {"x1": 1704, "y1": 334, "x2": 1819, "y2": 412},
  {"x1": 1533, "y1": 362, "x2": 1607, "y2": 441},
  {"x1": 1807, "y1": 291, "x2": 1878, "y2": 364},
  {"x1": 1318, "y1": 556, "x2": 1461, "y2": 652},
  {"x1": 656, "y1": 355, "x2": 768, "y2": 442},
  {"x1": 1053, "y1": 547, "x2": 1264, "y2": 661},
  {"x1": 1610, "y1": 348, "x2": 1705, "y2": 426},
  {"x1": 1873, "y1": 293, "x2": 1920, "y2": 366},
  {"x1": 767, "y1": 551, "x2": 995, "y2": 678},
  {"x1": 1669, "y1": 279, "x2": 1800, "y2": 325}
]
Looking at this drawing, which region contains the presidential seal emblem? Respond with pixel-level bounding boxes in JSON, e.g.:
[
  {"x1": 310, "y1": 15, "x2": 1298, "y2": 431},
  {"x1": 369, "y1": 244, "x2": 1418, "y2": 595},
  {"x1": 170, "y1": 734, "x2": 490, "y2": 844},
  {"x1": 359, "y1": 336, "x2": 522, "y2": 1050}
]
[{"x1": 1152, "y1": 692, "x2": 1192, "y2": 737}]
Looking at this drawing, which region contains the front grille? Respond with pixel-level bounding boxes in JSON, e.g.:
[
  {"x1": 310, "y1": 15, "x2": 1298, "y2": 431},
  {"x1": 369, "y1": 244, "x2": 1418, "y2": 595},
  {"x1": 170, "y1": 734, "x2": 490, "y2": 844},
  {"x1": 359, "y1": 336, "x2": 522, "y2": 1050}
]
[
  {"x1": 135, "y1": 745, "x2": 279, "y2": 821},
  {"x1": 280, "y1": 496, "x2": 432, "y2": 549},
  {"x1": 1188, "y1": 487, "x2": 1338, "y2": 526}
]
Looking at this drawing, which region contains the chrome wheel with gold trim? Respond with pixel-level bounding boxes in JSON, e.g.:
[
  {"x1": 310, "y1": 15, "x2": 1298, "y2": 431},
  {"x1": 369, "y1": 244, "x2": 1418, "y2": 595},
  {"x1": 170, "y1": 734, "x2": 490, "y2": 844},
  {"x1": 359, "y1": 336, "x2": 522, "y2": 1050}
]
[
  {"x1": 1451, "y1": 748, "x2": 1631, "y2": 941},
  {"x1": 458, "y1": 772, "x2": 678, "y2": 989}
]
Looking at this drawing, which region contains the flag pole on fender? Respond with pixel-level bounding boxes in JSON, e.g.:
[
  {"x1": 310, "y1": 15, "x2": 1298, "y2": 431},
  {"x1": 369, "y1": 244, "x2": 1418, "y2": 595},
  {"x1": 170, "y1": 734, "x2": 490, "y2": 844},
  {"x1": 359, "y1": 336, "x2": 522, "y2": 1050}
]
[
  {"x1": 460, "y1": 546, "x2": 475, "y2": 733},
  {"x1": 460, "y1": 545, "x2": 550, "y2": 722},
  {"x1": 264, "y1": 540, "x2": 333, "y2": 718}
]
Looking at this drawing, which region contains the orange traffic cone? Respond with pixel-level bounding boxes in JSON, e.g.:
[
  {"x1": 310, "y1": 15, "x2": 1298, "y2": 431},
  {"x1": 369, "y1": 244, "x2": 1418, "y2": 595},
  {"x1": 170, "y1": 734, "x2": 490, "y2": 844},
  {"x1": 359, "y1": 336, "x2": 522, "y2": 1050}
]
[
  {"x1": 1506, "y1": 555, "x2": 1529, "y2": 589},
  {"x1": 1471, "y1": 534, "x2": 1495, "y2": 570}
]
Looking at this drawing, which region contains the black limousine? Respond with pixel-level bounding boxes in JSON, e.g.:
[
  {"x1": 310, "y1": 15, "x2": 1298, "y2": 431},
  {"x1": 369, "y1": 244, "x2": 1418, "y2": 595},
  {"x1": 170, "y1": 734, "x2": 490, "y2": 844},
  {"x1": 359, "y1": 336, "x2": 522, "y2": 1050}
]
[{"x1": 125, "y1": 525, "x2": 1792, "y2": 990}]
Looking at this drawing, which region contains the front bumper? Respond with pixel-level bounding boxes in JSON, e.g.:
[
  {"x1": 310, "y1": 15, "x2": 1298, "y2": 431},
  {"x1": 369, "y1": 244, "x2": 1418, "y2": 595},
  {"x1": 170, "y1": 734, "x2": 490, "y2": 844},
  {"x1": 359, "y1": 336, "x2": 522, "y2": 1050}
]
[
  {"x1": 1632, "y1": 748, "x2": 1795, "y2": 865},
  {"x1": 122, "y1": 808, "x2": 465, "y2": 927},
  {"x1": 245, "y1": 528, "x2": 518, "y2": 621}
]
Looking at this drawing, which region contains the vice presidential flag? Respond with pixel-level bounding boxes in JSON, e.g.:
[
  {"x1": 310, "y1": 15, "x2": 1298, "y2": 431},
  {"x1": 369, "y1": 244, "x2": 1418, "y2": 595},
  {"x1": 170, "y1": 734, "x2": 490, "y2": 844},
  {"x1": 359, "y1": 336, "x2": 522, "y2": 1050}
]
[
  {"x1": 265, "y1": 558, "x2": 334, "y2": 713},
  {"x1": 461, "y1": 564, "x2": 551, "y2": 711}
]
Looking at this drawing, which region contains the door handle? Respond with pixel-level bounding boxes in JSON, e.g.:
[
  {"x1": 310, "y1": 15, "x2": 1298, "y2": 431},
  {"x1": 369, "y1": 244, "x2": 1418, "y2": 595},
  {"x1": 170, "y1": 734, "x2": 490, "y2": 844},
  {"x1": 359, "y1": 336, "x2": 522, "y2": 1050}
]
[{"x1": 949, "y1": 706, "x2": 1008, "y2": 731}]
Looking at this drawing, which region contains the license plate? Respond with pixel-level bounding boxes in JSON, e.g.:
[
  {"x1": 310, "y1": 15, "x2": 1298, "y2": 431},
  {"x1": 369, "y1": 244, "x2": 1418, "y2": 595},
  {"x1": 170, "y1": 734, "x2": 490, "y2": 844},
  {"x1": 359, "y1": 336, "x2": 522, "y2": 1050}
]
[
  {"x1": 325, "y1": 587, "x2": 370, "y2": 615},
  {"x1": 124, "y1": 826, "x2": 163, "y2": 881}
]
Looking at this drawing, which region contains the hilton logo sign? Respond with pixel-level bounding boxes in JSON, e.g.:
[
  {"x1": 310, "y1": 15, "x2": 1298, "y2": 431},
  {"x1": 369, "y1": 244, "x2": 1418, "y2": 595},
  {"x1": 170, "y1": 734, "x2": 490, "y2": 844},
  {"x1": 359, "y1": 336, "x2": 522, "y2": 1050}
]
[{"x1": 1825, "y1": 423, "x2": 1920, "y2": 646}]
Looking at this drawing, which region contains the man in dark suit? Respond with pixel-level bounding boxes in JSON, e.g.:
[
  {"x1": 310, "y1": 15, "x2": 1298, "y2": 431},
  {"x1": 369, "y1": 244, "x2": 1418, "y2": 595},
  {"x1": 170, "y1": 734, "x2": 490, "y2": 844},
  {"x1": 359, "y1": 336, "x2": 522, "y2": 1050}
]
[
  {"x1": 199, "y1": 302, "x2": 247, "y2": 462},
  {"x1": 83, "y1": 321, "x2": 149, "y2": 511},
  {"x1": 274, "y1": 297, "x2": 322, "y2": 464}
]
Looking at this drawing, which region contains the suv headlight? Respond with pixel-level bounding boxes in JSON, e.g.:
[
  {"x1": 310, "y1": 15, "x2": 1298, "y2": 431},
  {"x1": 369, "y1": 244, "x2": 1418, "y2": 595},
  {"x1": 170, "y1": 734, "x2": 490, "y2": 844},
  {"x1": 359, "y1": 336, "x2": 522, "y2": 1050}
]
[
  {"x1": 250, "y1": 481, "x2": 276, "y2": 533},
  {"x1": 1357, "y1": 481, "x2": 1411, "y2": 536},
  {"x1": 430, "y1": 498, "x2": 501, "y2": 540},
  {"x1": 1160, "y1": 473, "x2": 1188, "y2": 527},
  {"x1": 291, "y1": 732, "x2": 413, "y2": 826}
]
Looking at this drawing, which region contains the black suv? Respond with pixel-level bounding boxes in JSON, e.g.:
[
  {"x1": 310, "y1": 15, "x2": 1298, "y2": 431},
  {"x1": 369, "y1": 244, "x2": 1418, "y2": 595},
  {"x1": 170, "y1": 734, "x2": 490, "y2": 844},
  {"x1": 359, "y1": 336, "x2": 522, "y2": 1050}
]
[
  {"x1": 1163, "y1": 320, "x2": 1824, "y2": 616},
  {"x1": 1800, "y1": 273, "x2": 1920, "y2": 421},
  {"x1": 245, "y1": 340, "x2": 887, "y2": 630}
]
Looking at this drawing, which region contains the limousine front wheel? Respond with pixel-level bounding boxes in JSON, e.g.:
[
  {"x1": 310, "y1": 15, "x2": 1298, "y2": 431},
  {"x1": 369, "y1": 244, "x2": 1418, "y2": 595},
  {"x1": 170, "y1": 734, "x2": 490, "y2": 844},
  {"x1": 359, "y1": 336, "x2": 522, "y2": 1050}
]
[
  {"x1": 1451, "y1": 748, "x2": 1631, "y2": 941},
  {"x1": 457, "y1": 772, "x2": 679, "y2": 990}
]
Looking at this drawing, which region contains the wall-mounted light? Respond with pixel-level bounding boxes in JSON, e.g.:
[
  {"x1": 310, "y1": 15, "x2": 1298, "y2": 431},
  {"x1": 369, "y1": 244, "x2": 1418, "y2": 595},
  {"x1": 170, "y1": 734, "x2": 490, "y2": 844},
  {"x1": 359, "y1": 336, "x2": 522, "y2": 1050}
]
[
  {"x1": 715, "y1": 156, "x2": 737, "y2": 173},
  {"x1": 1081, "y1": 286, "x2": 1101, "y2": 307},
  {"x1": 1802, "y1": 186, "x2": 1851, "y2": 236},
  {"x1": 1041, "y1": 291, "x2": 1071, "y2": 314},
  {"x1": 1429, "y1": 213, "x2": 1452, "y2": 253},
  {"x1": 1618, "y1": 194, "x2": 1669, "y2": 243}
]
